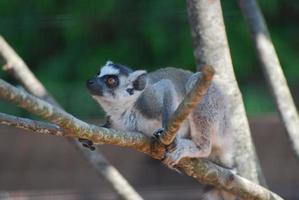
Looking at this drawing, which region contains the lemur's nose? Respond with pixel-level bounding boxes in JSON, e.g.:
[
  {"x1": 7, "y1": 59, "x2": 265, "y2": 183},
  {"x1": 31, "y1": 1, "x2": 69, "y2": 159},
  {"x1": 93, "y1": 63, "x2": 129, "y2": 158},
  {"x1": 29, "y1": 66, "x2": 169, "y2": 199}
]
[{"x1": 86, "y1": 78, "x2": 103, "y2": 96}]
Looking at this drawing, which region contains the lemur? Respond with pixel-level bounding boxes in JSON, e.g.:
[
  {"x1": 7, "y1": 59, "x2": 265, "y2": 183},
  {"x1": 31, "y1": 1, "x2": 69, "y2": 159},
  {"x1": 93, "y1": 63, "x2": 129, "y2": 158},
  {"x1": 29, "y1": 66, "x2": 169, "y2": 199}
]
[{"x1": 83, "y1": 61, "x2": 235, "y2": 200}]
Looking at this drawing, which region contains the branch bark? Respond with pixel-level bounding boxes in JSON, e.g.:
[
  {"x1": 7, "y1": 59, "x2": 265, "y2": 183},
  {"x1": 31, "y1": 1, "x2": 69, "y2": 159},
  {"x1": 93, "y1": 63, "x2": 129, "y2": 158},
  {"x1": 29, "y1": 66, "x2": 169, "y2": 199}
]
[
  {"x1": 186, "y1": 0, "x2": 266, "y2": 185},
  {"x1": 0, "y1": 35, "x2": 143, "y2": 200},
  {"x1": 0, "y1": 112, "x2": 65, "y2": 136},
  {"x1": 237, "y1": 0, "x2": 299, "y2": 160},
  {"x1": 0, "y1": 78, "x2": 283, "y2": 200},
  {"x1": 0, "y1": 113, "x2": 142, "y2": 200},
  {"x1": 159, "y1": 65, "x2": 214, "y2": 145}
]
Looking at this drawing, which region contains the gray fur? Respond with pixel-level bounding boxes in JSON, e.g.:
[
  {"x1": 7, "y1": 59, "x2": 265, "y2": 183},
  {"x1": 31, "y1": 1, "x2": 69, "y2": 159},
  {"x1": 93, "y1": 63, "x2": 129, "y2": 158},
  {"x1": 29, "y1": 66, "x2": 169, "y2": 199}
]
[
  {"x1": 133, "y1": 74, "x2": 147, "y2": 90},
  {"x1": 148, "y1": 67, "x2": 192, "y2": 96},
  {"x1": 134, "y1": 87, "x2": 162, "y2": 119}
]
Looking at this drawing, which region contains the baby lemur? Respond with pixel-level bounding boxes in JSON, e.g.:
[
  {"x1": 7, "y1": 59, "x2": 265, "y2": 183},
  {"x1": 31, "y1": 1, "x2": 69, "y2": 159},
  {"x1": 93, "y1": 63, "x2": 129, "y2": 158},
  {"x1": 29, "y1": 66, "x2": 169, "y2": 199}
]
[{"x1": 84, "y1": 61, "x2": 235, "y2": 199}]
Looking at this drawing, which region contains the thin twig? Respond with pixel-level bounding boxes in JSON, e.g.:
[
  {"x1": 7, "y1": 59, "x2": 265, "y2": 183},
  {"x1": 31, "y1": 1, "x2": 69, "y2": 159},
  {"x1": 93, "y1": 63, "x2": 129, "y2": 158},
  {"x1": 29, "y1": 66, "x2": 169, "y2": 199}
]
[
  {"x1": 0, "y1": 35, "x2": 143, "y2": 200},
  {"x1": 237, "y1": 0, "x2": 299, "y2": 160},
  {"x1": 159, "y1": 65, "x2": 214, "y2": 145},
  {"x1": 0, "y1": 112, "x2": 65, "y2": 136},
  {"x1": 0, "y1": 36, "x2": 53, "y2": 103},
  {"x1": 0, "y1": 78, "x2": 283, "y2": 200}
]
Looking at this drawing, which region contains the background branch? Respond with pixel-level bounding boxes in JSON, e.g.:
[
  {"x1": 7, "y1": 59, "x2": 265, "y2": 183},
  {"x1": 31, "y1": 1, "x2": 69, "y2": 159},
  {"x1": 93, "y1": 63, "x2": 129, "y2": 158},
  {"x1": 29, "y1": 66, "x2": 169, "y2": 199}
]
[
  {"x1": 0, "y1": 35, "x2": 143, "y2": 200},
  {"x1": 186, "y1": 0, "x2": 266, "y2": 185},
  {"x1": 0, "y1": 78, "x2": 283, "y2": 200},
  {"x1": 0, "y1": 112, "x2": 142, "y2": 200},
  {"x1": 237, "y1": 0, "x2": 299, "y2": 160},
  {"x1": 0, "y1": 112, "x2": 65, "y2": 136}
]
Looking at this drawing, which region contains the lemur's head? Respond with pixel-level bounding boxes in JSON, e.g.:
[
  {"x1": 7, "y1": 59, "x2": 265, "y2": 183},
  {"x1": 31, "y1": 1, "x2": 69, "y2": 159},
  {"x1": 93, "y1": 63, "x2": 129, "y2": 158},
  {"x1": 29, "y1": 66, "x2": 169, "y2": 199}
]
[{"x1": 86, "y1": 61, "x2": 147, "y2": 105}]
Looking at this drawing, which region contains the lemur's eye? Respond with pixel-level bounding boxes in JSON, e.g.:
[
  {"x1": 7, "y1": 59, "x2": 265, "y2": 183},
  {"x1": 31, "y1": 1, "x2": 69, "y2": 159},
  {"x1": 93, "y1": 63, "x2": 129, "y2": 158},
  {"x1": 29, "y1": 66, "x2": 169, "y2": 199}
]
[
  {"x1": 107, "y1": 77, "x2": 115, "y2": 85},
  {"x1": 105, "y1": 75, "x2": 119, "y2": 88}
]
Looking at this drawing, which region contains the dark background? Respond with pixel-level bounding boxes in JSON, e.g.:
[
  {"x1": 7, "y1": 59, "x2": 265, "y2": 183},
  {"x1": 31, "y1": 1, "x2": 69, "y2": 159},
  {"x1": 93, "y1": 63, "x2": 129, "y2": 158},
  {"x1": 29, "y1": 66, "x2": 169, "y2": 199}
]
[{"x1": 0, "y1": 0, "x2": 298, "y2": 118}]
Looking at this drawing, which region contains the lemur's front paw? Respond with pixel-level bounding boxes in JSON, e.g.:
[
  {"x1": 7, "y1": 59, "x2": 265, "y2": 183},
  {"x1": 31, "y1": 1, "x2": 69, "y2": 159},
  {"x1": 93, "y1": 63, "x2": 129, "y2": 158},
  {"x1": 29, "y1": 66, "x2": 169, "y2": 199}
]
[
  {"x1": 162, "y1": 152, "x2": 181, "y2": 169},
  {"x1": 162, "y1": 149, "x2": 185, "y2": 173},
  {"x1": 162, "y1": 138, "x2": 203, "y2": 169},
  {"x1": 162, "y1": 146, "x2": 187, "y2": 169},
  {"x1": 150, "y1": 128, "x2": 165, "y2": 152},
  {"x1": 153, "y1": 128, "x2": 165, "y2": 140},
  {"x1": 78, "y1": 138, "x2": 96, "y2": 151}
]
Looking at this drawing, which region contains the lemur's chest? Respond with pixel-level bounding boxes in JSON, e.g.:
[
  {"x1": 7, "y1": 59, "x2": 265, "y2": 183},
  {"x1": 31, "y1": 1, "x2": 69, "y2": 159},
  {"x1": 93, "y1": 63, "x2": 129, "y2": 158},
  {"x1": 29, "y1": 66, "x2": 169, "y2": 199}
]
[{"x1": 111, "y1": 110, "x2": 161, "y2": 137}]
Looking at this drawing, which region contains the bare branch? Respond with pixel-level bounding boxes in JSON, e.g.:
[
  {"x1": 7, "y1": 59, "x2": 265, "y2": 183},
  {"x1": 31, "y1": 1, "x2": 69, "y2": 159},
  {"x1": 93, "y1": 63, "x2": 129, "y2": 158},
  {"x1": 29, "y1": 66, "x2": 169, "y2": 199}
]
[
  {"x1": 0, "y1": 79, "x2": 283, "y2": 200},
  {"x1": 159, "y1": 65, "x2": 214, "y2": 145},
  {"x1": 237, "y1": 0, "x2": 299, "y2": 160},
  {"x1": 0, "y1": 36, "x2": 53, "y2": 103},
  {"x1": 179, "y1": 158, "x2": 282, "y2": 200},
  {"x1": 0, "y1": 112, "x2": 65, "y2": 136},
  {"x1": 186, "y1": 0, "x2": 266, "y2": 185},
  {"x1": 0, "y1": 35, "x2": 143, "y2": 200},
  {"x1": 71, "y1": 144, "x2": 143, "y2": 200},
  {"x1": 0, "y1": 79, "x2": 157, "y2": 156},
  {"x1": 0, "y1": 113, "x2": 142, "y2": 200}
]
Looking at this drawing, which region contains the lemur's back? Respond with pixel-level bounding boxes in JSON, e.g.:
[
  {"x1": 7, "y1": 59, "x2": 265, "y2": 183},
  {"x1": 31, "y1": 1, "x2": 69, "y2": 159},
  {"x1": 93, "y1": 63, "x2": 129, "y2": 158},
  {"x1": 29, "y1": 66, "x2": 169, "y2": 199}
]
[{"x1": 148, "y1": 67, "x2": 193, "y2": 96}]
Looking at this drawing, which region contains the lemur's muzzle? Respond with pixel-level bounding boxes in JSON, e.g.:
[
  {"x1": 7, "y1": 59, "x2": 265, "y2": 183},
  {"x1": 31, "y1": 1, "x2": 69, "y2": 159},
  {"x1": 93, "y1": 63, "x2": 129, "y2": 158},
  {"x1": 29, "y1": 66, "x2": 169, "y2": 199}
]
[{"x1": 86, "y1": 78, "x2": 104, "y2": 96}]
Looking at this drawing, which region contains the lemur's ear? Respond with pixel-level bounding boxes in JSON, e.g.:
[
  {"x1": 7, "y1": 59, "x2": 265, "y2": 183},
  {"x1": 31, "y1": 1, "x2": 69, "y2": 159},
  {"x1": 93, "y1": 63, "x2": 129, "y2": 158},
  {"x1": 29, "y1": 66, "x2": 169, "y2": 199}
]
[{"x1": 130, "y1": 70, "x2": 147, "y2": 91}]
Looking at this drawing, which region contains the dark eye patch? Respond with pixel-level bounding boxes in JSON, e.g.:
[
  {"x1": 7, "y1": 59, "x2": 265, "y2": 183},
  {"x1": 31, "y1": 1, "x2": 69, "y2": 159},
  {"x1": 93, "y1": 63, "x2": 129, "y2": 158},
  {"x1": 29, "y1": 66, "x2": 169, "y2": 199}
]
[{"x1": 126, "y1": 88, "x2": 134, "y2": 95}]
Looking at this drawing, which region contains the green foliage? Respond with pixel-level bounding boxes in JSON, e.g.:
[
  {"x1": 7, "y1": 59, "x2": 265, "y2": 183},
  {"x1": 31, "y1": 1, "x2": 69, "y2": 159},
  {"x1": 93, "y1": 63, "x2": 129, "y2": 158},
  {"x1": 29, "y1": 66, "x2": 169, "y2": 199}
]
[{"x1": 0, "y1": 0, "x2": 298, "y2": 117}]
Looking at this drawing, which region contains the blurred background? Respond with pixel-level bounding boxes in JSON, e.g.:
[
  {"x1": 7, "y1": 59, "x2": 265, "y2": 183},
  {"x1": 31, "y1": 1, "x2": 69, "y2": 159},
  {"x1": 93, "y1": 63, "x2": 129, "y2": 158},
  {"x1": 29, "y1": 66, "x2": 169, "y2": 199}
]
[
  {"x1": 0, "y1": 0, "x2": 299, "y2": 117},
  {"x1": 0, "y1": 0, "x2": 298, "y2": 199}
]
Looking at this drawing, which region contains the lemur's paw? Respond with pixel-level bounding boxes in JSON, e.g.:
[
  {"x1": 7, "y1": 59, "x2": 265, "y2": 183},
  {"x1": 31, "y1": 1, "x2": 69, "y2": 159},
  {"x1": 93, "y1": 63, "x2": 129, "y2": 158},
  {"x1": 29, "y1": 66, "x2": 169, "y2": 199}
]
[
  {"x1": 150, "y1": 128, "x2": 165, "y2": 152},
  {"x1": 162, "y1": 144, "x2": 190, "y2": 168},
  {"x1": 163, "y1": 138, "x2": 204, "y2": 169},
  {"x1": 153, "y1": 128, "x2": 165, "y2": 140},
  {"x1": 78, "y1": 138, "x2": 96, "y2": 151},
  {"x1": 162, "y1": 152, "x2": 181, "y2": 169}
]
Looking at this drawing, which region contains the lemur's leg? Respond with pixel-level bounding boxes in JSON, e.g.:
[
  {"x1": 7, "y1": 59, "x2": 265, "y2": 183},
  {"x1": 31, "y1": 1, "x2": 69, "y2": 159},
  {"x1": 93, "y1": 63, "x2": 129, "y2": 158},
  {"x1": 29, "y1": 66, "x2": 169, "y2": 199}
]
[
  {"x1": 185, "y1": 71, "x2": 213, "y2": 158},
  {"x1": 162, "y1": 116, "x2": 212, "y2": 167},
  {"x1": 162, "y1": 72, "x2": 213, "y2": 167},
  {"x1": 78, "y1": 116, "x2": 112, "y2": 151},
  {"x1": 148, "y1": 79, "x2": 208, "y2": 166},
  {"x1": 152, "y1": 79, "x2": 179, "y2": 139}
]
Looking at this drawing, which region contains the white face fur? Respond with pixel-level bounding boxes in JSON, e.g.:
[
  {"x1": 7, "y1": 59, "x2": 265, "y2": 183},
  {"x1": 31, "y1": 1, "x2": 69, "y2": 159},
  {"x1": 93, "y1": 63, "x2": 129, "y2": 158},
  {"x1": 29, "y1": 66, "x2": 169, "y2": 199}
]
[{"x1": 98, "y1": 61, "x2": 120, "y2": 78}]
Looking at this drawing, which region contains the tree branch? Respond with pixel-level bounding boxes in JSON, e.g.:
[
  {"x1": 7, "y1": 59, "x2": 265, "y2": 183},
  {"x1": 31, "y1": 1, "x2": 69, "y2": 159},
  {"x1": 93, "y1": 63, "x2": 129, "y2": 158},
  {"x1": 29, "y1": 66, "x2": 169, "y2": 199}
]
[
  {"x1": 0, "y1": 79, "x2": 157, "y2": 156},
  {"x1": 0, "y1": 112, "x2": 65, "y2": 136},
  {"x1": 0, "y1": 35, "x2": 143, "y2": 200},
  {"x1": 0, "y1": 36, "x2": 53, "y2": 103},
  {"x1": 159, "y1": 65, "x2": 214, "y2": 145},
  {"x1": 237, "y1": 0, "x2": 299, "y2": 160},
  {"x1": 186, "y1": 0, "x2": 266, "y2": 185},
  {"x1": 0, "y1": 112, "x2": 143, "y2": 200},
  {"x1": 0, "y1": 78, "x2": 283, "y2": 200}
]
